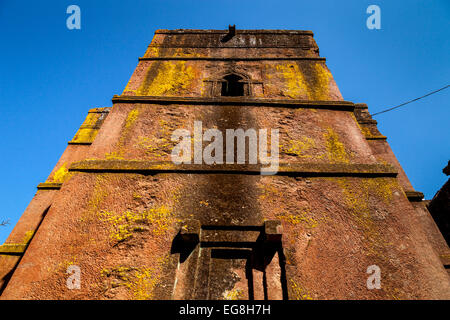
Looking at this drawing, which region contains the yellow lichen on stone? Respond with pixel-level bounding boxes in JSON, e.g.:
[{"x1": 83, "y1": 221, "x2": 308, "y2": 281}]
[
  {"x1": 324, "y1": 128, "x2": 349, "y2": 163},
  {"x1": 136, "y1": 135, "x2": 174, "y2": 158},
  {"x1": 137, "y1": 61, "x2": 195, "y2": 96},
  {"x1": 129, "y1": 267, "x2": 160, "y2": 300},
  {"x1": 351, "y1": 114, "x2": 375, "y2": 138},
  {"x1": 0, "y1": 243, "x2": 27, "y2": 254},
  {"x1": 70, "y1": 113, "x2": 103, "y2": 143},
  {"x1": 133, "y1": 192, "x2": 142, "y2": 199},
  {"x1": 145, "y1": 47, "x2": 160, "y2": 58},
  {"x1": 360, "y1": 126, "x2": 374, "y2": 138},
  {"x1": 282, "y1": 137, "x2": 315, "y2": 158},
  {"x1": 267, "y1": 62, "x2": 333, "y2": 99},
  {"x1": 223, "y1": 288, "x2": 244, "y2": 300},
  {"x1": 278, "y1": 210, "x2": 320, "y2": 229},
  {"x1": 101, "y1": 255, "x2": 170, "y2": 300},
  {"x1": 80, "y1": 175, "x2": 108, "y2": 223},
  {"x1": 312, "y1": 63, "x2": 332, "y2": 100},
  {"x1": 365, "y1": 178, "x2": 400, "y2": 204},
  {"x1": 52, "y1": 163, "x2": 73, "y2": 183},
  {"x1": 125, "y1": 109, "x2": 139, "y2": 129},
  {"x1": 290, "y1": 279, "x2": 313, "y2": 300},
  {"x1": 89, "y1": 176, "x2": 107, "y2": 209},
  {"x1": 105, "y1": 151, "x2": 125, "y2": 160},
  {"x1": 336, "y1": 178, "x2": 370, "y2": 219},
  {"x1": 81, "y1": 113, "x2": 101, "y2": 127},
  {"x1": 99, "y1": 210, "x2": 133, "y2": 242},
  {"x1": 172, "y1": 48, "x2": 203, "y2": 58},
  {"x1": 22, "y1": 230, "x2": 34, "y2": 244},
  {"x1": 135, "y1": 119, "x2": 182, "y2": 158},
  {"x1": 71, "y1": 128, "x2": 99, "y2": 143},
  {"x1": 120, "y1": 107, "x2": 140, "y2": 143},
  {"x1": 57, "y1": 256, "x2": 78, "y2": 271},
  {"x1": 101, "y1": 266, "x2": 159, "y2": 299},
  {"x1": 122, "y1": 85, "x2": 136, "y2": 95},
  {"x1": 332, "y1": 177, "x2": 399, "y2": 257},
  {"x1": 104, "y1": 107, "x2": 140, "y2": 160},
  {"x1": 99, "y1": 205, "x2": 178, "y2": 242},
  {"x1": 275, "y1": 63, "x2": 311, "y2": 99},
  {"x1": 257, "y1": 183, "x2": 281, "y2": 201}
]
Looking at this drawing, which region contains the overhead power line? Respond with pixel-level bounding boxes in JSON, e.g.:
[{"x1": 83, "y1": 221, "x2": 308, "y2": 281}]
[
  {"x1": 0, "y1": 219, "x2": 9, "y2": 227},
  {"x1": 372, "y1": 85, "x2": 450, "y2": 116}
]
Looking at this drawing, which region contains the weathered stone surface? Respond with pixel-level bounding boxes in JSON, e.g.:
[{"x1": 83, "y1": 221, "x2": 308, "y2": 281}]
[{"x1": 1, "y1": 28, "x2": 448, "y2": 300}]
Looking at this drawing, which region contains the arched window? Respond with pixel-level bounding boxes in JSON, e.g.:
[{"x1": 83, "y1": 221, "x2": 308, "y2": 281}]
[
  {"x1": 203, "y1": 72, "x2": 261, "y2": 97},
  {"x1": 221, "y1": 74, "x2": 244, "y2": 96}
]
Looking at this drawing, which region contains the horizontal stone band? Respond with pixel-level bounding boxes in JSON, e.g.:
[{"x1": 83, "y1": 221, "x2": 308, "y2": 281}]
[
  {"x1": 112, "y1": 95, "x2": 355, "y2": 111},
  {"x1": 0, "y1": 244, "x2": 27, "y2": 255},
  {"x1": 67, "y1": 141, "x2": 93, "y2": 145},
  {"x1": 37, "y1": 182, "x2": 62, "y2": 190},
  {"x1": 139, "y1": 57, "x2": 326, "y2": 61},
  {"x1": 365, "y1": 136, "x2": 387, "y2": 140},
  {"x1": 154, "y1": 30, "x2": 314, "y2": 35},
  {"x1": 69, "y1": 160, "x2": 397, "y2": 177}
]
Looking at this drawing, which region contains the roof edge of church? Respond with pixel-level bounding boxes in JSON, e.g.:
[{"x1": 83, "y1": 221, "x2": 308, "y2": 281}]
[{"x1": 155, "y1": 29, "x2": 314, "y2": 35}]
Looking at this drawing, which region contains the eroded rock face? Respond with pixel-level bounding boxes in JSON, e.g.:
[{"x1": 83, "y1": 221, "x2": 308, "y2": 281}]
[{"x1": 1, "y1": 28, "x2": 449, "y2": 300}]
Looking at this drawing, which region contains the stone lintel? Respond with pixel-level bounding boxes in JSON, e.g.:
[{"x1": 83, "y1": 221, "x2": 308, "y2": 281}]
[
  {"x1": 111, "y1": 95, "x2": 355, "y2": 111},
  {"x1": 37, "y1": 182, "x2": 62, "y2": 190},
  {"x1": 69, "y1": 160, "x2": 397, "y2": 177}
]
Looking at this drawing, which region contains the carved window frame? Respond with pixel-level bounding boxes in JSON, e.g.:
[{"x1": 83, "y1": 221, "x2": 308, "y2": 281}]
[{"x1": 203, "y1": 71, "x2": 263, "y2": 97}]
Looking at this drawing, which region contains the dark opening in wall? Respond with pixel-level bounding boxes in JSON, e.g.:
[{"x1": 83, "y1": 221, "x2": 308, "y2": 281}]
[{"x1": 221, "y1": 74, "x2": 244, "y2": 96}]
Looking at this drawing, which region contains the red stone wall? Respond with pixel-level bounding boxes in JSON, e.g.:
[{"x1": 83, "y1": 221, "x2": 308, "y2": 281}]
[{"x1": 1, "y1": 29, "x2": 448, "y2": 300}]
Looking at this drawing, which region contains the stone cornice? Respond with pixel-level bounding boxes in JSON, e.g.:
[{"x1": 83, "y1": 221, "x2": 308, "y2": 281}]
[
  {"x1": 405, "y1": 190, "x2": 425, "y2": 202},
  {"x1": 139, "y1": 57, "x2": 326, "y2": 61},
  {"x1": 0, "y1": 244, "x2": 27, "y2": 255},
  {"x1": 112, "y1": 95, "x2": 355, "y2": 111},
  {"x1": 37, "y1": 182, "x2": 62, "y2": 190},
  {"x1": 155, "y1": 29, "x2": 314, "y2": 35},
  {"x1": 69, "y1": 160, "x2": 397, "y2": 177}
]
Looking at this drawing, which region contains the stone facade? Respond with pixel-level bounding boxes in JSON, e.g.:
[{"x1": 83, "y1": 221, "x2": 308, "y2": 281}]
[{"x1": 1, "y1": 28, "x2": 449, "y2": 300}]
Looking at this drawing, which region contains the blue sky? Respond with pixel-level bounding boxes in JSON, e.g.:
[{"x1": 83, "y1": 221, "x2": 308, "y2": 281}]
[{"x1": 0, "y1": 0, "x2": 449, "y2": 243}]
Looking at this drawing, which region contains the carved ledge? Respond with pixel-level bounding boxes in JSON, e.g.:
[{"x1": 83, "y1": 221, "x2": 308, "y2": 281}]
[
  {"x1": 37, "y1": 182, "x2": 62, "y2": 190},
  {"x1": 112, "y1": 95, "x2": 355, "y2": 111},
  {"x1": 405, "y1": 190, "x2": 425, "y2": 202},
  {"x1": 69, "y1": 160, "x2": 397, "y2": 177}
]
